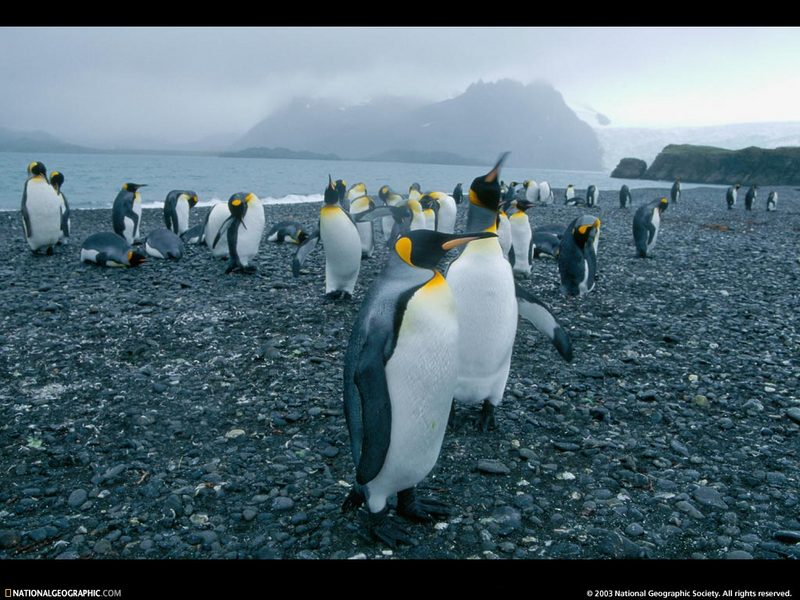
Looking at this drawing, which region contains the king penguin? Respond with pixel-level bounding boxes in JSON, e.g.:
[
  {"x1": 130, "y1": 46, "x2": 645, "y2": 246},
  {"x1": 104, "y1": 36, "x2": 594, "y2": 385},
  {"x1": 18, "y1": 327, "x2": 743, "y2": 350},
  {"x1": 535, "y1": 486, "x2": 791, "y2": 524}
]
[
  {"x1": 349, "y1": 192, "x2": 377, "y2": 259},
  {"x1": 558, "y1": 215, "x2": 601, "y2": 296},
  {"x1": 633, "y1": 197, "x2": 668, "y2": 258},
  {"x1": 619, "y1": 184, "x2": 632, "y2": 208},
  {"x1": 145, "y1": 228, "x2": 184, "y2": 260},
  {"x1": 446, "y1": 153, "x2": 573, "y2": 431},
  {"x1": 205, "y1": 202, "x2": 232, "y2": 258},
  {"x1": 587, "y1": 185, "x2": 599, "y2": 208},
  {"x1": 81, "y1": 232, "x2": 146, "y2": 267},
  {"x1": 538, "y1": 181, "x2": 554, "y2": 205},
  {"x1": 21, "y1": 161, "x2": 62, "y2": 255},
  {"x1": 671, "y1": 178, "x2": 681, "y2": 205},
  {"x1": 408, "y1": 182, "x2": 422, "y2": 203},
  {"x1": 49, "y1": 170, "x2": 70, "y2": 245},
  {"x1": 267, "y1": 221, "x2": 309, "y2": 244},
  {"x1": 341, "y1": 228, "x2": 497, "y2": 547},
  {"x1": 112, "y1": 183, "x2": 146, "y2": 245},
  {"x1": 336, "y1": 179, "x2": 349, "y2": 212},
  {"x1": 378, "y1": 185, "x2": 406, "y2": 243},
  {"x1": 497, "y1": 199, "x2": 513, "y2": 260},
  {"x1": 164, "y1": 190, "x2": 198, "y2": 235},
  {"x1": 565, "y1": 184, "x2": 575, "y2": 203},
  {"x1": 452, "y1": 183, "x2": 463, "y2": 205},
  {"x1": 293, "y1": 176, "x2": 362, "y2": 300},
  {"x1": 523, "y1": 179, "x2": 540, "y2": 203},
  {"x1": 726, "y1": 184, "x2": 740, "y2": 210},
  {"x1": 507, "y1": 199, "x2": 534, "y2": 276},
  {"x1": 425, "y1": 191, "x2": 457, "y2": 234},
  {"x1": 419, "y1": 195, "x2": 438, "y2": 230},
  {"x1": 766, "y1": 191, "x2": 778, "y2": 211},
  {"x1": 211, "y1": 192, "x2": 265, "y2": 273},
  {"x1": 744, "y1": 185, "x2": 757, "y2": 211}
]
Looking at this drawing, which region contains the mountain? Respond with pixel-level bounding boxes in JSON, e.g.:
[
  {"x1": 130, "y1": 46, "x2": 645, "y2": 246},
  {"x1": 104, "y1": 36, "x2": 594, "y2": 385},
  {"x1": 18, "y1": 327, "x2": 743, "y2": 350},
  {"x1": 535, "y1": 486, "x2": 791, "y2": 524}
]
[
  {"x1": 596, "y1": 122, "x2": 800, "y2": 171},
  {"x1": 221, "y1": 147, "x2": 341, "y2": 161},
  {"x1": 640, "y1": 144, "x2": 800, "y2": 186},
  {"x1": 235, "y1": 80, "x2": 603, "y2": 170},
  {"x1": 0, "y1": 127, "x2": 92, "y2": 153}
]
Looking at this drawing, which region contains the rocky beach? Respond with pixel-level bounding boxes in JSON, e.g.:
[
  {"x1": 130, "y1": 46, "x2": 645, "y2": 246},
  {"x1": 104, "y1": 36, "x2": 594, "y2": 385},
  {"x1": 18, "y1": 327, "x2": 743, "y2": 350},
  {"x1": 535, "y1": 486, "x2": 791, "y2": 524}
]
[{"x1": 1, "y1": 185, "x2": 798, "y2": 560}]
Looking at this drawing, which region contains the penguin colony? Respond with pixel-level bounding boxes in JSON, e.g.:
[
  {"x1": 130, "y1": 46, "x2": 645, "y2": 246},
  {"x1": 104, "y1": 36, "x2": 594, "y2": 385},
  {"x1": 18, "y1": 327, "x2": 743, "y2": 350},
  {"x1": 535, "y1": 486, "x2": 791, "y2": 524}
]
[{"x1": 18, "y1": 159, "x2": 783, "y2": 549}]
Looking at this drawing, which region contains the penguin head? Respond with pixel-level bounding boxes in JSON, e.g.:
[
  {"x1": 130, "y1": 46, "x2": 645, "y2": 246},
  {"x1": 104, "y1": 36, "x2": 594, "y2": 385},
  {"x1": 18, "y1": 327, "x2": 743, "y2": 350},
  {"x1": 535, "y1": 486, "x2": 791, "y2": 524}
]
[
  {"x1": 123, "y1": 183, "x2": 147, "y2": 193},
  {"x1": 296, "y1": 229, "x2": 309, "y2": 244},
  {"x1": 324, "y1": 176, "x2": 341, "y2": 205},
  {"x1": 657, "y1": 197, "x2": 669, "y2": 213},
  {"x1": 378, "y1": 185, "x2": 392, "y2": 202},
  {"x1": 127, "y1": 250, "x2": 147, "y2": 267},
  {"x1": 50, "y1": 171, "x2": 64, "y2": 192},
  {"x1": 407, "y1": 198, "x2": 423, "y2": 216},
  {"x1": 335, "y1": 179, "x2": 347, "y2": 202},
  {"x1": 28, "y1": 161, "x2": 47, "y2": 178},
  {"x1": 189, "y1": 192, "x2": 199, "y2": 207},
  {"x1": 409, "y1": 182, "x2": 422, "y2": 201},
  {"x1": 394, "y1": 230, "x2": 497, "y2": 269},
  {"x1": 348, "y1": 182, "x2": 367, "y2": 198},
  {"x1": 735, "y1": 183, "x2": 741, "y2": 190},
  {"x1": 572, "y1": 215, "x2": 601, "y2": 248},
  {"x1": 469, "y1": 152, "x2": 510, "y2": 212},
  {"x1": 515, "y1": 199, "x2": 533, "y2": 213},
  {"x1": 228, "y1": 193, "x2": 249, "y2": 221}
]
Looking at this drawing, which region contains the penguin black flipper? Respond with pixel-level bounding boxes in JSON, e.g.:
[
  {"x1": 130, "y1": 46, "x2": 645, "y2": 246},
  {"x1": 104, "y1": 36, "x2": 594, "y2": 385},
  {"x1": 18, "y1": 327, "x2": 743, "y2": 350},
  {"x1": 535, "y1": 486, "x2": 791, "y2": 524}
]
[
  {"x1": 351, "y1": 332, "x2": 394, "y2": 486},
  {"x1": 212, "y1": 215, "x2": 236, "y2": 249},
  {"x1": 646, "y1": 220, "x2": 657, "y2": 246},
  {"x1": 60, "y1": 192, "x2": 70, "y2": 239},
  {"x1": 515, "y1": 282, "x2": 573, "y2": 362},
  {"x1": 226, "y1": 220, "x2": 242, "y2": 273},
  {"x1": 508, "y1": 245, "x2": 516, "y2": 267},
  {"x1": 292, "y1": 229, "x2": 320, "y2": 276},
  {"x1": 528, "y1": 238, "x2": 535, "y2": 266}
]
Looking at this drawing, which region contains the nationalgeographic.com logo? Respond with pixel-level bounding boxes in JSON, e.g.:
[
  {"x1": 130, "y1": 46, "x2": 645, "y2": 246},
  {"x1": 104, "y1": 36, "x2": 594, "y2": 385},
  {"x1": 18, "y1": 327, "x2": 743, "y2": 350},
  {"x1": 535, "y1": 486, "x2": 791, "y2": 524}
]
[{"x1": 5, "y1": 591, "x2": 122, "y2": 598}]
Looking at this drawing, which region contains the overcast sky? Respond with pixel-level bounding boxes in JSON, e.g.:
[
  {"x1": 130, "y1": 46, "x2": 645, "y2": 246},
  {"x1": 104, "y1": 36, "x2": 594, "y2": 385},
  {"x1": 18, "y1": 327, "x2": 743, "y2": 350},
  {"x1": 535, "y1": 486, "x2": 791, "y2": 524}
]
[{"x1": 1, "y1": 27, "x2": 799, "y2": 146}]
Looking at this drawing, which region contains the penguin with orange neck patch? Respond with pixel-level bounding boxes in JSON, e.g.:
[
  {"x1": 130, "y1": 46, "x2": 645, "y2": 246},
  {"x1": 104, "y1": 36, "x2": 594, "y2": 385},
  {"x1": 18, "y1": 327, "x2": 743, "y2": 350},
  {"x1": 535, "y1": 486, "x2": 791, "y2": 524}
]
[
  {"x1": 342, "y1": 228, "x2": 497, "y2": 547},
  {"x1": 293, "y1": 176, "x2": 362, "y2": 300},
  {"x1": 446, "y1": 153, "x2": 573, "y2": 431}
]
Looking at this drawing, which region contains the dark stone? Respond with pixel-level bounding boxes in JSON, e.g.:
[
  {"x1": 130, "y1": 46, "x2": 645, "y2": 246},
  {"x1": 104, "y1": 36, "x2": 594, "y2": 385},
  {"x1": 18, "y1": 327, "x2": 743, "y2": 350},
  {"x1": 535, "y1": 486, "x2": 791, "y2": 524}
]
[{"x1": 611, "y1": 157, "x2": 647, "y2": 179}]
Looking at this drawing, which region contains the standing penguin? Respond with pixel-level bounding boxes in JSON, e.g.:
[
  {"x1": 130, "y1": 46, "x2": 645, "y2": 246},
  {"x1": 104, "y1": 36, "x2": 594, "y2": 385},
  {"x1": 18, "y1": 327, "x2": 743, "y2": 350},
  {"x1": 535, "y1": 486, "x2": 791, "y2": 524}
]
[
  {"x1": 408, "y1": 182, "x2": 422, "y2": 203},
  {"x1": 378, "y1": 185, "x2": 406, "y2": 243},
  {"x1": 21, "y1": 161, "x2": 62, "y2": 254},
  {"x1": 81, "y1": 232, "x2": 146, "y2": 267},
  {"x1": 49, "y1": 171, "x2": 70, "y2": 245},
  {"x1": 453, "y1": 183, "x2": 463, "y2": 205},
  {"x1": 497, "y1": 200, "x2": 513, "y2": 260},
  {"x1": 425, "y1": 192, "x2": 457, "y2": 234},
  {"x1": 538, "y1": 181, "x2": 554, "y2": 205},
  {"x1": 633, "y1": 197, "x2": 668, "y2": 258},
  {"x1": 293, "y1": 176, "x2": 362, "y2": 300},
  {"x1": 349, "y1": 193, "x2": 377, "y2": 259},
  {"x1": 558, "y1": 215, "x2": 601, "y2": 296},
  {"x1": 671, "y1": 178, "x2": 681, "y2": 205},
  {"x1": 112, "y1": 183, "x2": 146, "y2": 245},
  {"x1": 205, "y1": 202, "x2": 232, "y2": 258},
  {"x1": 619, "y1": 184, "x2": 632, "y2": 208},
  {"x1": 163, "y1": 190, "x2": 198, "y2": 235},
  {"x1": 587, "y1": 185, "x2": 599, "y2": 208},
  {"x1": 341, "y1": 228, "x2": 497, "y2": 546},
  {"x1": 726, "y1": 184, "x2": 740, "y2": 209},
  {"x1": 508, "y1": 199, "x2": 534, "y2": 276},
  {"x1": 211, "y1": 192, "x2": 265, "y2": 273},
  {"x1": 419, "y1": 195, "x2": 438, "y2": 230},
  {"x1": 744, "y1": 185, "x2": 757, "y2": 211},
  {"x1": 565, "y1": 184, "x2": 575, "y2": 203},
  {"x1": 447, "y1": 154, "x2": 573, "y2": 431},
  {"x1": 523, "y1": 179, "x2": 540, "y2": 203},
  {"x1": 766, "y1": 191, "x2": 778, "y2": 212}
]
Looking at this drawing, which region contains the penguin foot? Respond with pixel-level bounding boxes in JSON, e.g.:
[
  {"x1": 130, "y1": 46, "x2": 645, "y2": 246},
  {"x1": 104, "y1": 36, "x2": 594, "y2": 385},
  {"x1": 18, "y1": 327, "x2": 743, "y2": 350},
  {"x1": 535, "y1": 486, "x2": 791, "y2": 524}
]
[
  {"x1": 478, "y1": 400, "x2": 497, "y2": 432},
  {"x1": 342, "y1": 487, "x2": 365, "y2": 512},
  {"x1": 46, "y1": 246, "x2": 54, "y2": 256},
  {"x1": 242, "y1": 265, "x2": 257, "y2": 274},
  {"x1": 368, "y1": 508, "x2": 414, "y2": 548},
  {"x1": 397, "y1": 488, "x2": 451, "y2": 522},
  {"x1": 324, "y1": 291, "x2": 343, "y2": 302}
]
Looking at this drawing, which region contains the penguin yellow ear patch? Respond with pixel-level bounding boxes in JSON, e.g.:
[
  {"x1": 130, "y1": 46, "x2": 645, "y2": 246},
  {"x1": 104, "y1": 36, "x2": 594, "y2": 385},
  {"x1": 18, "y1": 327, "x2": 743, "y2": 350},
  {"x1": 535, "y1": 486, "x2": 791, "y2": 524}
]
[
  {"x1": 578, "y1": 225, "x2": 589, "y2": 235},
  {"x1": 245, "y1": 193, "x2": 256, "y2": 203},
  {"x1": 232, "y1": 199, "x2": 242, "y2": 206},
  {"x1": 395, "y1": 237, "x2": 413, "y2": 266}
]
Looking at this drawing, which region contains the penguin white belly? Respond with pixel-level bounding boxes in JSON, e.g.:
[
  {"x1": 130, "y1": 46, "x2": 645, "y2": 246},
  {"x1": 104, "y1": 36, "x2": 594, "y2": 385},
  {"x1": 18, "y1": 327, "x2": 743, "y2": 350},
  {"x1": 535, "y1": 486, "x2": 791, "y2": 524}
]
[
  {"x1": 409, "y1": 213, "x2": 426, "y2": 231},
  {"x1": 145, "y1": 242, "x2": 164, "y2": 259},
  {"x1": 122, "y1": 217, "x2": 135, "y2": 245},
  {"x1": 381, "y1": 215, "x2": 395, "y2": 241},
  {"x1": 510, "y1": 214, "x2": 532, "y2": 274},
  {"x1": 320, "y1": 207, "x2": 361, "y2": 294},
  {"x1": 132, "y1": 197, "x2": 142, "y2": 241},
  {"x1": 176, "y1": 198, "x2": 190, "y2": 234},
  {"x1": 80, "y1": 248, "x2": 100, "y2": 264},
  {"x1": 365, "y1": 279, "x2": 458, "y2": 512},
  {"x1": 448, "y1": 239, "x2": 518, "y2": 405},
  {"x1": 566, "y1": 188, "x2": 575, "y2": 200},
  {"x1": 647, "y1": 209, "x2": 660, "y2": 253},
  {"x1": 235, "y1": 202, "x2": 265, "y2": 266},
  {"x1": 205, "y1": 203, "x2": 232, "y2": 258},
  {"x1": 525, "y1": 182, "x2": 539, "y2": 203},
  {"x1": 436, "y1": 197, "x2": 457, "y2": 233},
  {"x1": 24, "y1": 180, "x2": 62, "y2": 251},
  {"x1": 578, "y1": 260, "x2": 591, "y2": 295},
  {"x1": 497, "y1": 215, "x2": 512, "y2": 259},
  {"x1": 539, "y1": 182, "x2": 552, "y2": 204}
]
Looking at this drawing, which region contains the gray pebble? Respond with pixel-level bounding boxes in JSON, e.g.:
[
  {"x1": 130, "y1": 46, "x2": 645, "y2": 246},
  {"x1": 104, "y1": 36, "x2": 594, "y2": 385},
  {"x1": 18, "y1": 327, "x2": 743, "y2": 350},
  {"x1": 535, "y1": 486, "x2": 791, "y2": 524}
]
[
  {"x1": 68, "y1": 489, "x2": 88, "y2": 508},
  {"x1": 476, "y1": 460, "x2": 510, "y2": 475},
  {"x1": 272, "y1": 497, "x2": 295, "y2": 511}
]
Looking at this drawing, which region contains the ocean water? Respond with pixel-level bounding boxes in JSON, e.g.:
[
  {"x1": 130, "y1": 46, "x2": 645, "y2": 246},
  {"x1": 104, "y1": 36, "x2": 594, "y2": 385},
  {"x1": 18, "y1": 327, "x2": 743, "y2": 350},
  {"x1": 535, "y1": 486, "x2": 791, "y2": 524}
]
[{"x1": 0, "y1": 151, "x2": 718, "y2": 211}]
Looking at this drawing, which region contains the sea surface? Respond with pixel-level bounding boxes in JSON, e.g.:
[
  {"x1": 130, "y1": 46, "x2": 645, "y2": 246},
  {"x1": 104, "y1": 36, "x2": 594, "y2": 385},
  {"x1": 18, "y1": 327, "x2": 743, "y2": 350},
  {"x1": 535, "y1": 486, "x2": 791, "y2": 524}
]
[{"x1": 0, "y1": 151, "x2": 723, "y2": 211}]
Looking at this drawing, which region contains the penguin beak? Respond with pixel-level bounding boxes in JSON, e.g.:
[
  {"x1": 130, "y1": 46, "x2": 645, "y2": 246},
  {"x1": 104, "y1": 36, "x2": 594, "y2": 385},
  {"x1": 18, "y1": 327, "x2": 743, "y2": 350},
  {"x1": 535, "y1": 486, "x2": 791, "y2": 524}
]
[
  {"x1": 441, "y1": 231, "x2": 497, "y2": 250},
  {"x1": 484, "y1": 152, "x2": 510, "y2": 183}
]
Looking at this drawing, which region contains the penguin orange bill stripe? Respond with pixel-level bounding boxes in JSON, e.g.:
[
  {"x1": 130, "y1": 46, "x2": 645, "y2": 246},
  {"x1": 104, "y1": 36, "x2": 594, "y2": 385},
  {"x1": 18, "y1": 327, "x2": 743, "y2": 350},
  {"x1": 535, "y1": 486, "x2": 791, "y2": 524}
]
[{"x1": 441, "y1": 236, "x2": 482, "y2": 250}]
